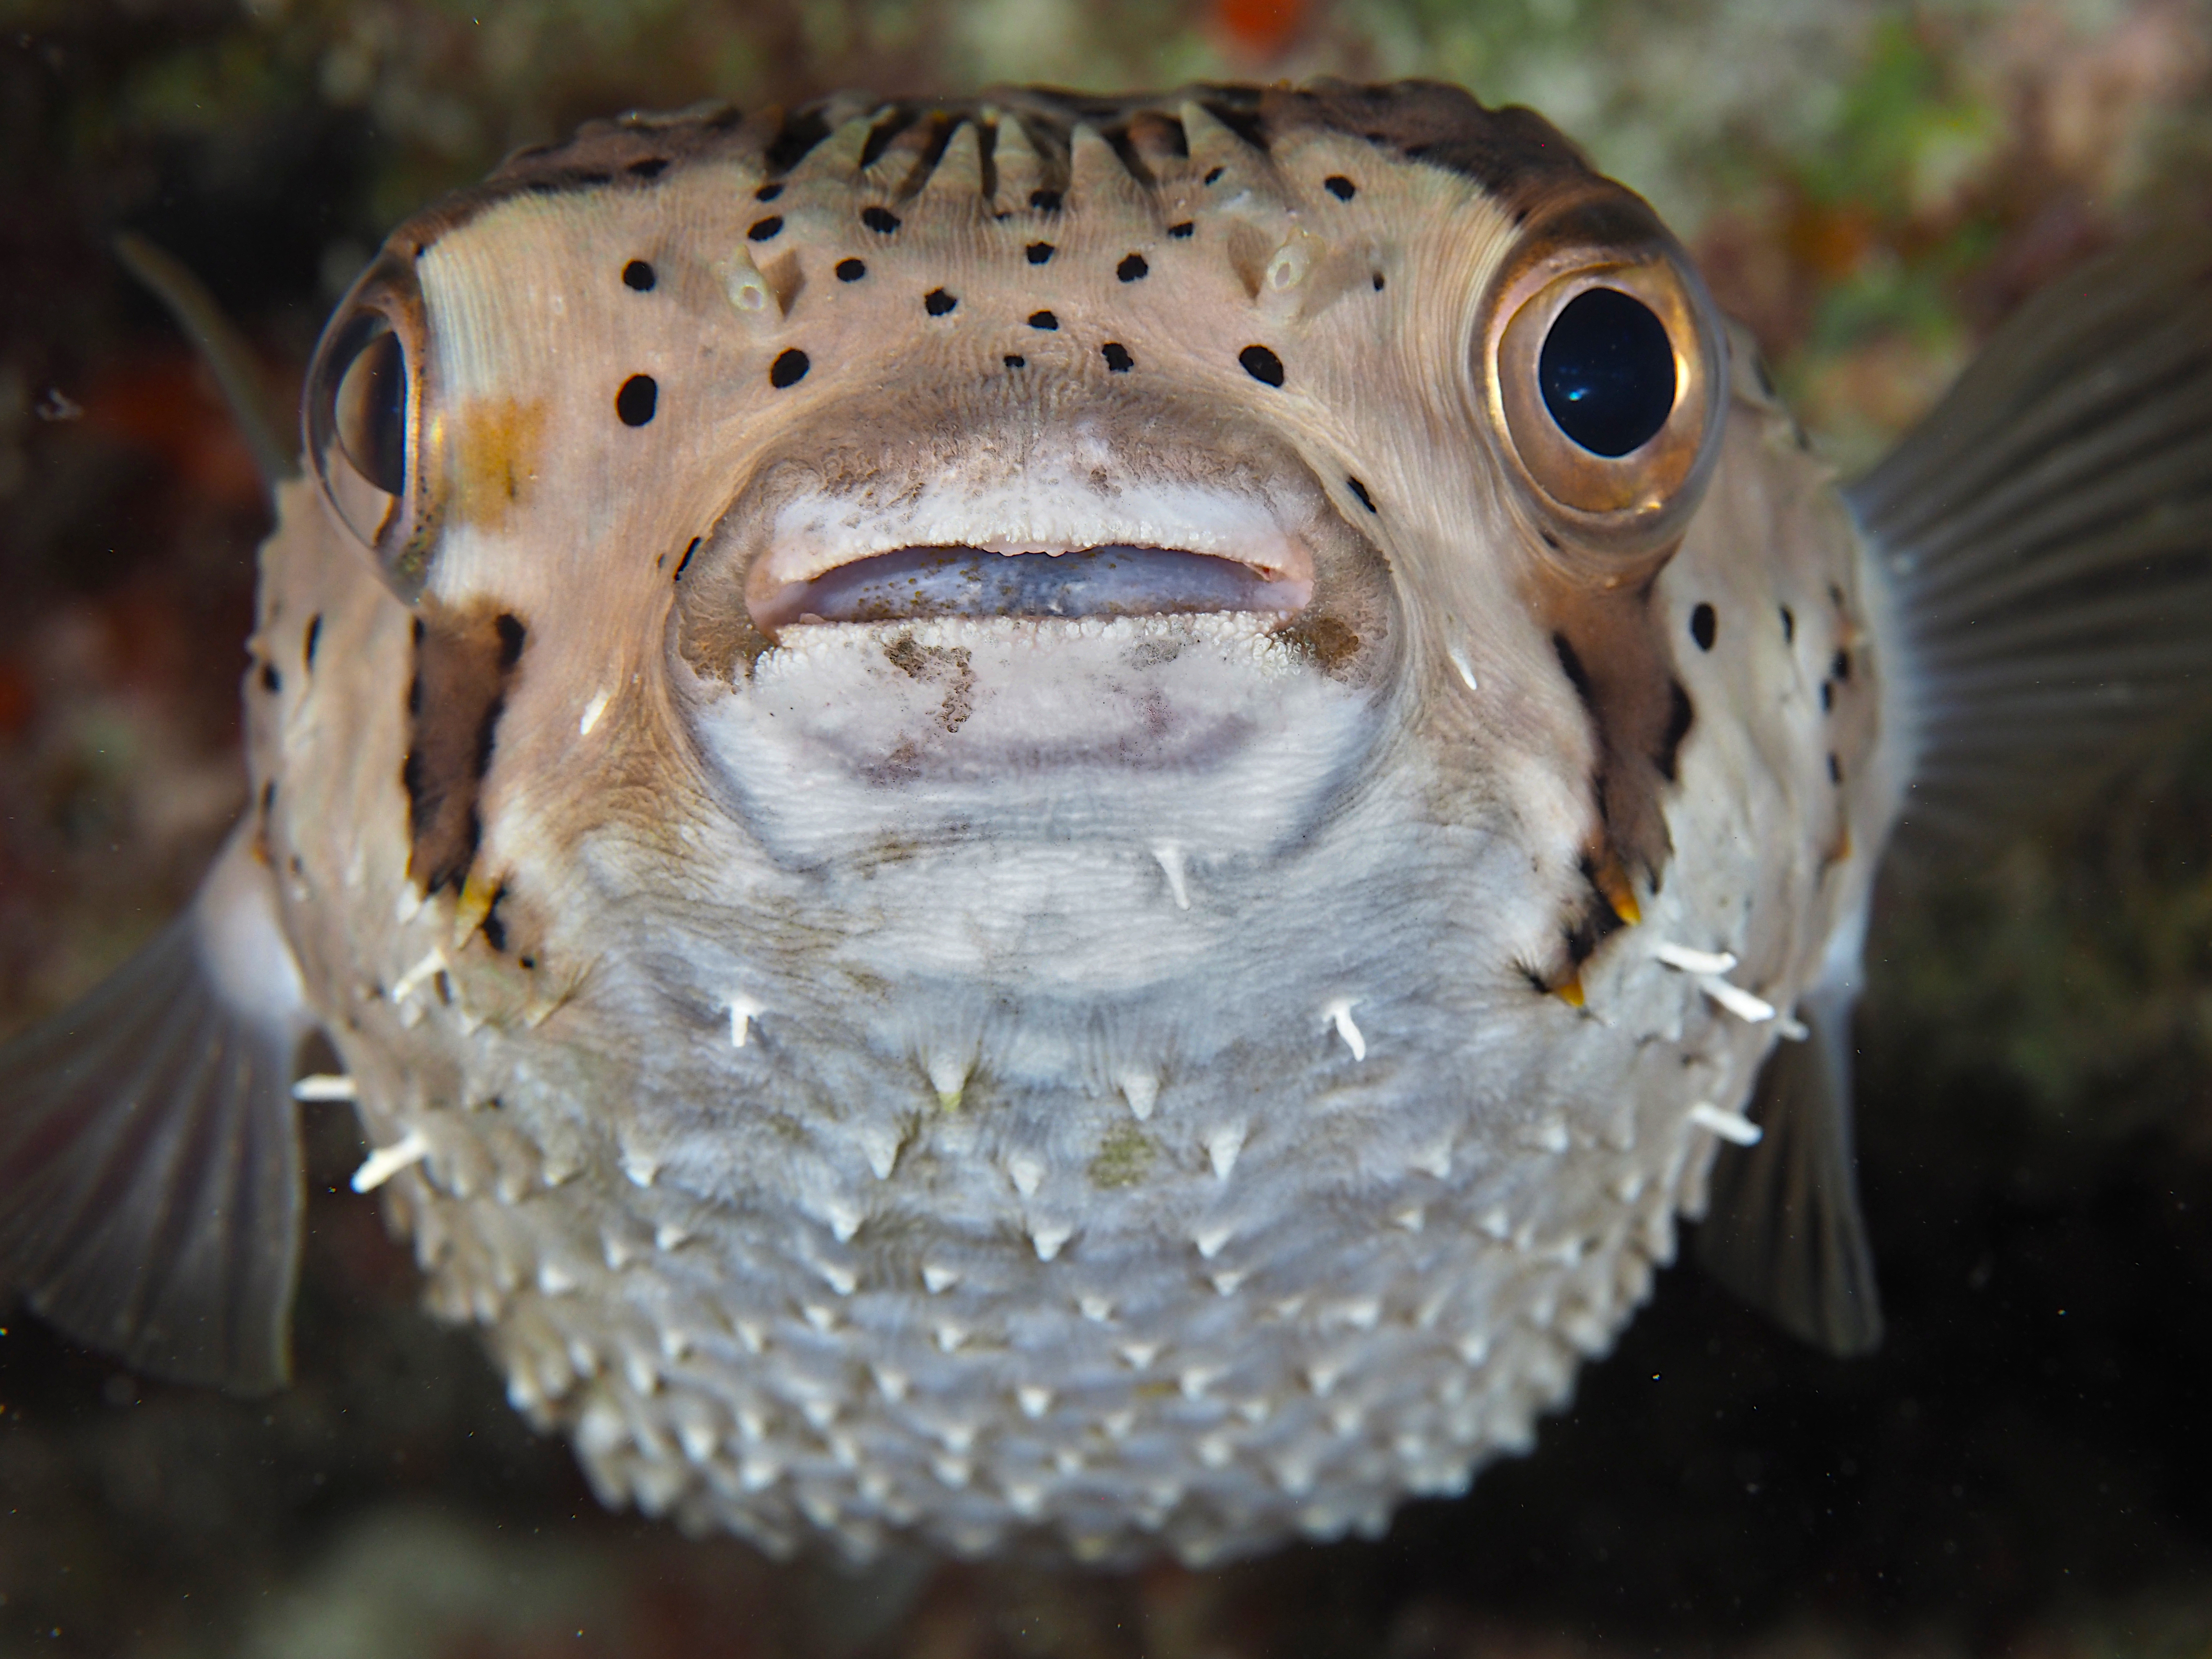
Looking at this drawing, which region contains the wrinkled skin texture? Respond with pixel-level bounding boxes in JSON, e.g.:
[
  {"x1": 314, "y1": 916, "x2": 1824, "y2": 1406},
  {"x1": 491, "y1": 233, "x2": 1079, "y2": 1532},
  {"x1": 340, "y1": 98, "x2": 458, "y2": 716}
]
[{"x1": 254, "y1": 84, "x2": 1894, "y2": 1562}]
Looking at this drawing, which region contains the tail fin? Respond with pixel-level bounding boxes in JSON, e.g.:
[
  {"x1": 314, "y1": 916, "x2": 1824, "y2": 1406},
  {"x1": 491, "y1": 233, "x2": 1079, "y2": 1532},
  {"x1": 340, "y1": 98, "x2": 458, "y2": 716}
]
[
  {"x1": 1847, "y1": 229, "x2": 2212, "y2": 843},
  {"x1": 0, "y1": 827, "x2": 312, "y2": 1393}
]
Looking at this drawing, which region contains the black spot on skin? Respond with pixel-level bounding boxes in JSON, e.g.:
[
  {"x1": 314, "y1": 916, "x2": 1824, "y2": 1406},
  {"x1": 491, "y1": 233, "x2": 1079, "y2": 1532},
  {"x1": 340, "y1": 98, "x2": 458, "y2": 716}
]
[
  {"x1": 1168, "y1": 221, "x2": 1194, "y2": 239},
  {"x1": 765, "y1": 107, "x2": 831, "y2": 173},
  {"x1": 473, "y1": 693, "x2": 505, "y2": 778},
  {"x1": 1117, "y1": 252, "x2": 1149, "y2": 282},
  {"x1": 925, "y1": 288, "x2": 957, "y2": 316},
  {"x1": 480, "y1": 885, "x2": 510, "y2": 952},
  {"x1": 1831, "y1": 648, "x2": 1851, "y2": 682},
  {"x1": 1565, "y1": 854, "x2": 1629, "y2": 965},
  {"x1": 303, "y1": 614, "x2": 321, "y2": 669},
  {"x1": 403, "y1": 605, "x2": 528, "y2": 896},
  {"x1": 1346, "y1": 477, "x2": 1376, "y2": 513},
  {"x1": 1204, "y1": 166, "x2": 1225, "y2": 184},
  {"x1": 260, "y1": 780, "x2": 275, "y2": 818},
  {"x1": 754, "y1": 182, "x2": 783, "y2": 201},
  {"x1": 672, "y1": 536, "x2": 699, "y2": 581},
  {"x1": 260, "y1": 661, "x2": 280, "y2": 695},
  {"x1": 1029, "y1": 309, "x2": 1059, "y2": 330},
  {"x1": 1780, "y1": 605, "x2": 1796, "y2": 643},
  {"x1": 1101, "y1": 342, "x2": 1134, "y2": 373},
  {"x1": 1828, "y1": 751, "x2": 1843, "y2": 784},
  {"x1": 527, "y1": 170, "x2": 612, "y2": 193},
  {"x1": 1004, "y1": 354, "x2": 1026, "y2": 370},
  {"x1": 836, "y1": 258, "x2": 867, "y2": 282},
  {"x1": 1553, "y1": 633, "x2": 1596, "y2": 709},
  {"x1": 1026, "y1": 241, "x2": 1055, "y2": 265},
  {"x1": 1821, "y1": 680, "x2": 1834, "y2": 713},
  {"x1": 412, "y1": 617, "x2": 426, "y2": 645},
  {"x1": 748, "y1": 216, "x2": 784, "y2": 241},
  {"x1": 1206, "y1": 102, "x2": 1270, "y2": 153},
  {"x1": 622, "y1": 259, "x2": 656, "y2": 291},
  {"x1": 1655, "y1": 681, "x2": 1695, "y2": 782},
  {"x1": 1324, "y1": 174, "x2": 1357, "y2": 199},
  {"x1": 1372, "y1": 273, "x2": 1385, "y2": 291},
  {"x1": 859, "y1": 111, "x2": 914, "y2": 170},
  {"x1": 1239, "y1": 344, "x2": 1284, "y2": 386},
  {"x1": 628, "y1": 158, "x2": 668, "y2": 180},
  {"x1": 616, "y1": 374, "x2": 658, "y2": 426},
  {"x1": 517, "y1": 953, "x2": 537, "y2": 971},
  {"x1": 770, "y1": 349, "x2": 810, "y2": 388},
  {"x1": 862, "y1": 205, "x2": 901, "y2": 234},
  {"x1": 1030, "y1": 188, "x2": 1061, "y2": 212},
  {"x1": 1539, "y1": 529, "x2": 1561, "y2": 551},
  {"x1": 1690, "y1": 602, "x2": 1716, "y2": 652}
]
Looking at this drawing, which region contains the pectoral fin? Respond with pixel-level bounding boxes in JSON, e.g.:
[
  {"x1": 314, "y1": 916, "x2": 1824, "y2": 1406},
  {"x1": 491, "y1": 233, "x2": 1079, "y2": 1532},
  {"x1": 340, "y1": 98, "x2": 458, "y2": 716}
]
[
  {"x1": 0, "y1": 824, "x2": 312, "y2": 1393},
  {"x1": 1696, "y1": 986, "x2": 1883, "y2": 1356},
  {"x1": 1848, "y1": 229, "x2": 2212, "y2": 845}
]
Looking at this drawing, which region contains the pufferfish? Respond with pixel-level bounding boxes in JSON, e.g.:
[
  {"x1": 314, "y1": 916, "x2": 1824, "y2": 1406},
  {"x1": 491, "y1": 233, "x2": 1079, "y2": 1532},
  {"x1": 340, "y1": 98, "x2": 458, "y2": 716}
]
[{"x1": 6, "y1": 80, "x2": 2212, "y2": 1567}]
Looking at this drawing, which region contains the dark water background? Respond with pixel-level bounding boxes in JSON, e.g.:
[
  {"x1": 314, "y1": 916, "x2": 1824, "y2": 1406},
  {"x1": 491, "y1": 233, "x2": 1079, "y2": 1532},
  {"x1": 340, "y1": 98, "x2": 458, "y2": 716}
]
[{"x1": 3, "y1": 4, "x2": 2212, "y2": 1654}]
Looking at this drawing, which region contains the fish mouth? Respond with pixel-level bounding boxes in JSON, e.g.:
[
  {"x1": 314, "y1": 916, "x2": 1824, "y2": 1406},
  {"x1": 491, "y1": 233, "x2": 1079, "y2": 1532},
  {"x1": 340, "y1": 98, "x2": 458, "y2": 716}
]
[
  {"x1": 679, "y1": 412, "x2": 1393, "y2": 857},
  {"x1": 742, "y1": 483, "x2": 1319, "y2": 636},
  {"x1": 749, "y1": 544, "x2": 1314, "y2": 632},
  {"x1": 676, "y1": 404, "x2": 1391, "y2": 697}
]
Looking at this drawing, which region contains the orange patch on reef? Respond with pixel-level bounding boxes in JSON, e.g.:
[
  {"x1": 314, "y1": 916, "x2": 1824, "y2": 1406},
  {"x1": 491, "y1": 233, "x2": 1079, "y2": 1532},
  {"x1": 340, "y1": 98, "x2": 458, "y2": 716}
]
[
  {"x1": 79, "y1": 349, "x2": 266, "y2": 512},
  {"x1": 1787, "y1": 199, "x2": 1879, "y2": 282},
  {"x1": 1215, "y1": 0, "x2": 1307, "y2": 57},
  {"x1": 0, "y1": 658, "x2": 33, "y2": 739}
]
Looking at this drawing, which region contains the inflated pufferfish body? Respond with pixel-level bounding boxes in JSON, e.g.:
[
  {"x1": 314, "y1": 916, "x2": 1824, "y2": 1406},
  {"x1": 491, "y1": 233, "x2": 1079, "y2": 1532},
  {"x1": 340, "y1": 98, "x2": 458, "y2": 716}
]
[{"x1": 8, "y1": 81, "x2": 2212, "y2": 1567}]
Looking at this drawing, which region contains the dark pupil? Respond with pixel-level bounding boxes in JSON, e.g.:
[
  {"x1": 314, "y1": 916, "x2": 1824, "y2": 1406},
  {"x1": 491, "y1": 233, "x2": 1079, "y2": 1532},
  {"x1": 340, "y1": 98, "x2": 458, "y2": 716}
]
[
  {"x1": 335, "y1": 330, "x2": 408, "y2": 496},
  {"x1": 1537, "y1": 287, "x2": 1676, "y2": 458}
]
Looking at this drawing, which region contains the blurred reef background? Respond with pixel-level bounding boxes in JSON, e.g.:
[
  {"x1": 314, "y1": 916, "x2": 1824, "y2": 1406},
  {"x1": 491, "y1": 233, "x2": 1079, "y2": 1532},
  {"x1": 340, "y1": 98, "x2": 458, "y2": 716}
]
[{"x1": 4, "y1": 1, "x2": 2212, "y2": 1655}]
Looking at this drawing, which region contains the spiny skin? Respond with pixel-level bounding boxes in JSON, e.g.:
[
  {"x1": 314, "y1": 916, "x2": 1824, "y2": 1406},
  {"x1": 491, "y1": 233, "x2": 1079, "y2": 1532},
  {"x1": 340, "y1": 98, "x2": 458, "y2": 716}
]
[{"x1": 249, "y1": 84, "x2": 1896, "y2": 1563}]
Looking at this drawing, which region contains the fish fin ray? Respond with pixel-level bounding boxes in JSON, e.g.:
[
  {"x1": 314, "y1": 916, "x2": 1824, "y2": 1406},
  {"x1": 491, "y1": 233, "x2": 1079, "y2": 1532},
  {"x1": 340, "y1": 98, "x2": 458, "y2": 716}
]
[
  {"x1": 1696, "y1": 988, "x2": 1883, "y2": 1357},
  {"x1": 113, "y1": 231, "x2": 298, "y2": 503},
  {"x1": 0, "y1": 834, "x2": 309, "y2": 1394},
  {"x1": 1847, "y1": 228, "x2": 2212, "y2": 846}
]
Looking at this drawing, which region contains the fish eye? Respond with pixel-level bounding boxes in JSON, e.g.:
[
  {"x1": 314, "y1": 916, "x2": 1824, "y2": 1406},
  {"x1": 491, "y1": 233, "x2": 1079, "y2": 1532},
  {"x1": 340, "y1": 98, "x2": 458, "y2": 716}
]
[
  {"x1": 1486, "y1": 244, "x2": 1726, "y2": 581},
  {"x1": 333, "y1": 326, "x2": 408, "y2": 495},
  {"x1": 304, "y1": 260, "x2": 433, "y2": 601},
  {"x1": 1538, "y1": 287, "x2": 1676, "y2": 458}
]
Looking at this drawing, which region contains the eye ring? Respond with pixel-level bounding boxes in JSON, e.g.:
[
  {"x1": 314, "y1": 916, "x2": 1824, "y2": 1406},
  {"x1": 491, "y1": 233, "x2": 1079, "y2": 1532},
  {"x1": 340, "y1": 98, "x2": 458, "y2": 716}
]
[
  {"x1": 304, "y1": 252, "x2": 435, "y2": 602},
  {"x1": 1485, "y1": 238, "x2": 1726, "y2": 583}
]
